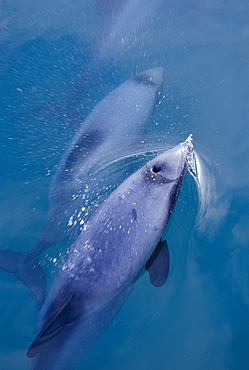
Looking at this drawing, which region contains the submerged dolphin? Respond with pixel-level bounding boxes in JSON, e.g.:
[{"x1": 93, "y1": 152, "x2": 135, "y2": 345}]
[
  {"x1": 29, "y1": 0, "x2": 165, "y2": 125},
  {"x1": 0, "y1": 67, "x2": 164, "y2": 308},
  {"x1": 27, "y1": 135, "x2": 193, "y2": 370},
  {"x1": 68, "y1": 0, "x2": 165, "y2": 107}
]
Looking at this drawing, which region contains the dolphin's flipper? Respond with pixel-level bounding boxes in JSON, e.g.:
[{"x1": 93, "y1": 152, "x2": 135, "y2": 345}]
[
  {"x1": 145, "y1": 240, "x2": 170, "y2": 287},
  {"x1": 0, "y1": 250, "x2": 46, "y2": 309},
  {"x1": 27, "y1": 292, "x2": 78, "y2": 358}
]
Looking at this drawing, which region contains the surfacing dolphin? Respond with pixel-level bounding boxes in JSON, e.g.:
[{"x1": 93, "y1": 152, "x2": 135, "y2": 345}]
[
  {"x1": 27, "y1": 135, "x2": 194, "y2": 370},
  {"x1": 0, "y1": 67, "x2": 164, "y2": 309}
]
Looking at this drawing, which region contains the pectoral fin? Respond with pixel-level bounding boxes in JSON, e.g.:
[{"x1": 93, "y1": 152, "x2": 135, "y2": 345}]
[{"x1": 145, "y1": 240, "x2": 170, "y2": 287}]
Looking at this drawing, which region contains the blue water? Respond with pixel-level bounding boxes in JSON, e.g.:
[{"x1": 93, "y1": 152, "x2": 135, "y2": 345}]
[{"x1": 1, "y1": 1, "x2": 249, "y2": 369}]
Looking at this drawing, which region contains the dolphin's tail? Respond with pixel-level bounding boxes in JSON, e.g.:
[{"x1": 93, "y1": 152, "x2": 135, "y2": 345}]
[{"x1": 0, "y1": 249, "x2": 46, "y2": 310}]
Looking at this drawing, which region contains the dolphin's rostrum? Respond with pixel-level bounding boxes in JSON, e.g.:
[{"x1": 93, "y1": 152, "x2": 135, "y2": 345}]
[{"x1": 28, "y1": 135, "x2": 193, "y2": 370}]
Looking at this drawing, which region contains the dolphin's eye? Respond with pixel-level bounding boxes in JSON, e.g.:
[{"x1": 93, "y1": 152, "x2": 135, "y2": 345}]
[{"x1": 151, "y1": 165, "x2": 161, "y2": 173}]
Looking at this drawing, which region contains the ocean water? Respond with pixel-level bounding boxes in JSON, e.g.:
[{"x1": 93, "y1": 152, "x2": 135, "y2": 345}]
[{"x1": 1, "y1": 1, "x2": 249, "y2": 369}]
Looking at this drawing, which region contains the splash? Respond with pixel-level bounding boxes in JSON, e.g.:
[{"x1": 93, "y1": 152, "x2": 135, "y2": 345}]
[
  {"x1": 187, "y1": 149, "x2": 227, "y2": 235},
  {"x1": 92, "y1": 143, "x2": 171, "y2": 174},
  {"x1": 94, "y1": 135, "x2": 193, "y2": 175}
]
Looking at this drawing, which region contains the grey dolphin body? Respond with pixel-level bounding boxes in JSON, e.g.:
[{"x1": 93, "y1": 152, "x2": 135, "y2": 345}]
[
  {"x1": 48, "y1": 67, "x2": 164, "y2": 241},
  {"x1": 27, "y1": 135, "x2": 193, "y2": 370},
  {"x1": 0, "y1": 67, "x2": 164, "y2": 309}
]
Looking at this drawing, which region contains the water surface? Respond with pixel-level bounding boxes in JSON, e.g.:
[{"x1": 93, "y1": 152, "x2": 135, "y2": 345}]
[{"x1": 1, "y1": 1, "x2": 249, "y2": 369}]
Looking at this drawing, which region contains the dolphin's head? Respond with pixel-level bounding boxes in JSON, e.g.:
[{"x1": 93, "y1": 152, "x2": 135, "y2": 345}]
[
  {"x1": 133, "y1": 67, "x2": 164, "y2": 88},
  {"x1": 131, "y1": 135, "x2": 193, "y2": 222},
  {"x1": 144, "y1": 135, "x2": 193, "y2": 185},
  {"x1": 132, "y1": 66, "x2": 164, "y2": 103}
]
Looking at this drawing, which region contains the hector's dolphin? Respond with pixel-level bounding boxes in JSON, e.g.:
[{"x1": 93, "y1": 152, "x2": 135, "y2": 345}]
[
  {"x1": 27, "y1": 135, "x2": 193, "y2": 370},
  {"x1": 0, "y1": 67, "x2": 164, "y2": 309}
]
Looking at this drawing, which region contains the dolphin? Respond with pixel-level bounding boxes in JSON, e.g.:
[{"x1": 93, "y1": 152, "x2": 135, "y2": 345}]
[
  {"x1": 27, "y1": 0, "x2": 165, "y2": 125},
  {"x1": 27, "y1": 135, "x2": 194, "y2": 370},
  {"x1": 0, "y1": 67, "x2": 164, "y2": 309}
]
